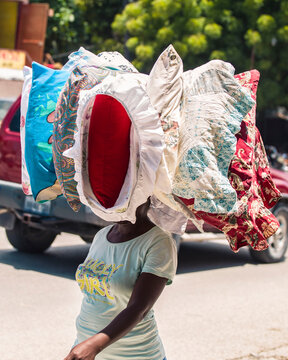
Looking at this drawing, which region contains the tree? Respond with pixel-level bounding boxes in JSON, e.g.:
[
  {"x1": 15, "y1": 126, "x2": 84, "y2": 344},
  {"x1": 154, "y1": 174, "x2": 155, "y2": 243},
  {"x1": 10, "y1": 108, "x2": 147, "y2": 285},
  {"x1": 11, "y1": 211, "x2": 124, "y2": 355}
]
[
  {"x1": 111, "y1": 0, "x2": 288, "y2": 109},
  {"x1": 31, "y1": 0, "x2": 124, "y2": 61}
]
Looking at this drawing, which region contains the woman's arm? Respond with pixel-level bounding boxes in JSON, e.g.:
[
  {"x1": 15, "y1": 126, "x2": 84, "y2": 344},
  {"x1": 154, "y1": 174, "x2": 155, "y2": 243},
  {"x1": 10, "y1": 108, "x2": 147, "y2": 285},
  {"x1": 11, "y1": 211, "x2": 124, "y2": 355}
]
[{"x1": 64, "y1": 272, "x2": 168, "y2": 360}]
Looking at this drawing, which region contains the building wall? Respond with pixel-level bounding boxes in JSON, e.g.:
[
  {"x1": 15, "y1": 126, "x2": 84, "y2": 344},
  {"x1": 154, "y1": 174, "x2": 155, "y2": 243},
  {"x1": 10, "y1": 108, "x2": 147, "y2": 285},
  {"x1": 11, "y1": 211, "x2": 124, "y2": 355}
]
[
  {"x1": 0, "y1": 1, "x2": 19, "y2": 49},
  {"x1": 0, "y1": 79, "x2": 23, "y2": 100}
]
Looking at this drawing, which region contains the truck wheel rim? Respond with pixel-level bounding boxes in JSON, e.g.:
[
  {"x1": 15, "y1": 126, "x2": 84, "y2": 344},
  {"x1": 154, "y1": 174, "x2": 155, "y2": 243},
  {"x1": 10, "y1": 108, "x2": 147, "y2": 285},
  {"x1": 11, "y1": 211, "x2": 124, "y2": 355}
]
[{"x1": 268, "y1": 213, "x2": 287, "y2": 256}]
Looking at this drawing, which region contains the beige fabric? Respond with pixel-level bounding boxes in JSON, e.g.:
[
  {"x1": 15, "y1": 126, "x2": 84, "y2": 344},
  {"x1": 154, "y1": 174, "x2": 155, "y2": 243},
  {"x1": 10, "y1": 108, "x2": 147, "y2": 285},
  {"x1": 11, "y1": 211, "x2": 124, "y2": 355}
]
[
  {"x1": 147, "y1": 44, "x2": 183, "y2": 195},
  {"x1": 147, "y1": 195, "x2": 188, "y2": 235},
  {"x1": 35, "y1": 180, "x2": 62, "y2": 202},
  {"x1": 146, "y1": 45, "x2": 204, "y2": 231}
]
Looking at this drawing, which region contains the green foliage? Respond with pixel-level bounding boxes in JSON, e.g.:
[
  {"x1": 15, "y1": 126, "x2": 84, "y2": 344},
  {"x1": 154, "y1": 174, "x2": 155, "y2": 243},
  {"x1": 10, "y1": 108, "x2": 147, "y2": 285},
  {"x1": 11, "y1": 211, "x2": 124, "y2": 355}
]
[
  {"x1": 112, "y1": 13, "x2": 128, "y2": 36},
  {"x1": 124, "y1": 2, "x2": 142, "y2": 17},
  {"x1": 173, "y1": 41, "x2": 188, "y2": 57},
  {"x1": 126, "y1": 14, "x2": 150, "y2": 36},
  {"x1": 204, "y1": 23, "x2": 223, "y2": 39},
  {"x1": 182, "y1": 0, "x2": 202, "y2": 18},
  {"x1": 156, "y1": 27, "x2": 175, "y2": 44},
  {"x1": 126, "y1": 37, "x2": 139, "y2": 51},
  {"x1": 257, "y1": 14, "x2": 276, "y2": 32},
  {"x1": 110, "y1": 0, "x2": 288, "y2": 110},
  {"x1": 31, "y1": 0, "x2": 124, "y2": 61},
  {"x1": 186, "y1": 18, "x2": 206, "y2": 33},
  {"x1": 34, "y1": 0, "x2": 288, "y2": 110},
  {"x1": 135, "y1": 44, "x2": 154, "y2": 60},
  {"x1": 151, "y1": 0, "x2": 182, "y2": 19},
  {"x1": 220, "y1": 10, "x2": 239, "y2": 32},
  {"x1": 186, "y1": 34, "x2": 208, "y2": 54},
  {"x1": 278, "y1": 26, "x2": 288, "y2": 42},
  {"x1": 243, "y1": 0, "x2": 264, "y2": 11},
  {"x1": 210, "y1": 50, "x2": 226, "y2": 60},
  {"x1": 245, "y1": 29, "x2": 262, "y2": 46},
  {"x1": 200, "y1": 0, "x2": 214, "y2": 13}
]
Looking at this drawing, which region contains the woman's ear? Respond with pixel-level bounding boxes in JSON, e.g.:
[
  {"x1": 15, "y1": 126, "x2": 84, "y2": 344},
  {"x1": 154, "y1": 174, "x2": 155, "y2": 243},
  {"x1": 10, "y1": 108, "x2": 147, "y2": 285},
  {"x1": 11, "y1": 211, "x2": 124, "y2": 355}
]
[{"x1": 135, "y1": 198, "x2": 151, "y2": 220}]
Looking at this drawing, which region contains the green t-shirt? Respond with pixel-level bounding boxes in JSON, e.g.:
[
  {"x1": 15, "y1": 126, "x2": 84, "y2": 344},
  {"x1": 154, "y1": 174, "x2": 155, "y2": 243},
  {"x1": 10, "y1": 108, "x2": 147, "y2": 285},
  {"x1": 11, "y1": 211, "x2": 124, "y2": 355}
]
[{"x1": 74, "y1": 225, "x2": 177, "y2": 360}]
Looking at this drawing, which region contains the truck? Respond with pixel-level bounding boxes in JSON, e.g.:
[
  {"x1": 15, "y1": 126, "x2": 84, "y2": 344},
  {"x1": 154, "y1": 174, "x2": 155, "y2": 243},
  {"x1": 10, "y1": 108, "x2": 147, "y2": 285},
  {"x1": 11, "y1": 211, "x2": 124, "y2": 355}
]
[
  {"x1": 0, "y1": 97, "x2": 288, "y2": 263},
  {"x1": 0, "y1": 96, "x2": 110, "y2": 253}
]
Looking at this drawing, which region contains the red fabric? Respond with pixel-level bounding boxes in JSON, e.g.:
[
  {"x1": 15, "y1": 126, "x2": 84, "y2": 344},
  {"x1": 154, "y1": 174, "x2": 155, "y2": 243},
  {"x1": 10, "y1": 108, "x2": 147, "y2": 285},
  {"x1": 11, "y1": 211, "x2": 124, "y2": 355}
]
[
  {"x1": 178, "y1": 70, "x2": 281, "y2": 252},
  {"x1": 88, "y1": 94, "x2": 131, "y2": 209}
]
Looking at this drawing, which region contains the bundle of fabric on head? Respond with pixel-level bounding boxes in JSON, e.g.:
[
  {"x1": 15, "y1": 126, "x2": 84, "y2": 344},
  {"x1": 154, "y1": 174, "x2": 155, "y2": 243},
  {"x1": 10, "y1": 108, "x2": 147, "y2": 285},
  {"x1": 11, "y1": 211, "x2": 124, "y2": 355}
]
[{"x1": 21, "y1": 45, "x2": 281, "y2": 252}]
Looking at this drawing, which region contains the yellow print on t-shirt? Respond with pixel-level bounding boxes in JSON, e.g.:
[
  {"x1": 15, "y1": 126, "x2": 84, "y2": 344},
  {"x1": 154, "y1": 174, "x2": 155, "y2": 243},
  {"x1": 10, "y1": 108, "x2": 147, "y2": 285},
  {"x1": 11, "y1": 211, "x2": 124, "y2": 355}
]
[{"x1": 76, "y1": 258, "x2": 123, "y2": 301}]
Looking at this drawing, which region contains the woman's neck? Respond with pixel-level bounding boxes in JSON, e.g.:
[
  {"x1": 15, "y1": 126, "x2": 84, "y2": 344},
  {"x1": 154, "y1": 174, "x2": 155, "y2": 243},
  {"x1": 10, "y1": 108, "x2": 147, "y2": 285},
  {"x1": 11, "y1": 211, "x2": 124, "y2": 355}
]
[
  {"x1": 107, "y1": 199, "x2": 155, "y2": 243},
  {"x1": 108, "y1": 216, "x2": 155, "y2": 243}
]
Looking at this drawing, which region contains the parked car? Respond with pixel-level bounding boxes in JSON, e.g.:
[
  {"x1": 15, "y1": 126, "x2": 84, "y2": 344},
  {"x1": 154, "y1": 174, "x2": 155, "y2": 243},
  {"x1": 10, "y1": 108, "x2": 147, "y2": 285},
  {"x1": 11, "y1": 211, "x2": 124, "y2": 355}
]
[
  {"x1": 0, "y1": 97, "x2": 287, "y2": 263},
  {"x1": 0, "y1": 98, "x2": 14, "y2": 124}
]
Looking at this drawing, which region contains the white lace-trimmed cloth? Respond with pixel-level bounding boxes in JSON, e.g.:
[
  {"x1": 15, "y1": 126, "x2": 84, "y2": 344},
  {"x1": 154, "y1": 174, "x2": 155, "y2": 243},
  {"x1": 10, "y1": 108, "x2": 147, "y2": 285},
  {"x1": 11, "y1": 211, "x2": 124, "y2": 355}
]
[
  {"x1": 146, "y1": 45, "x2": 200, "y2": 234},
  {"x1": 64, "y1": 72, "x2": 164, "y2": 223},
  {"x1": 20, "y1": 66, "x2": 32, "y2": 195},
  {"x1": 172, "y1": 60, "x2": 255, "y2": 214},
  {"x1": 63, "y1": 47, "x2": 138, "y2": 73},
  {"x1": 147, "y1": 195, "x2": 188, "y2": 235},
  {"x1": 147, "y1": 44, "x2": 183, "y2": 194}
]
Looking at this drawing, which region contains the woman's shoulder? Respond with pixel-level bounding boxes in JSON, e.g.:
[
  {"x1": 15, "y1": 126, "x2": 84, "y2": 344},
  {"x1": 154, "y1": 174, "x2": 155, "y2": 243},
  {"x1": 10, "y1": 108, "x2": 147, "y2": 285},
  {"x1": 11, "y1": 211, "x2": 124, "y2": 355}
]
[
  {"x1": 145, "y1": 226, "x2": 177, "y2": 251},
  {"x1": 91, "y1": 225, "x2": 113, "y2": 244},
  {"x1": 150, "y1": 225, "x2": 172, "y2": 238}
]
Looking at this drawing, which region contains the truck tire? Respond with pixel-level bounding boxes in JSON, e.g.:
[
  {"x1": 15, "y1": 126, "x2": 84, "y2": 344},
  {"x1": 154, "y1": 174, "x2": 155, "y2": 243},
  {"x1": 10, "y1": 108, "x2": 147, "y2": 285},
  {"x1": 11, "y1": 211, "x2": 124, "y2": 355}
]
[
  {"x1": 6, "y1": 220, "x2": 57, "y2": 253},
  {"x1": 249, "y1": 204, "x2": 288, "y2": 263},
  {"x1": 80, "y1": 236, "x2": 94, "y2": 244}
]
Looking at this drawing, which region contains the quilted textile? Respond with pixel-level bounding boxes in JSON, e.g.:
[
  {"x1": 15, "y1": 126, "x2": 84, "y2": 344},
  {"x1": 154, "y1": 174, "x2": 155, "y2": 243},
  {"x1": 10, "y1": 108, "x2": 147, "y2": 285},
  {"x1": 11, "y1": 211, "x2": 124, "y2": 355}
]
[
  {"x1": 181, "y1": 70, "x2": 281, "y2": 251},
  {"x1": 173, "y1": 60, "x2": 255, "y2": 214},
  {"x1": 62, "y1": 47, "x2": 138, "y2": 73}
]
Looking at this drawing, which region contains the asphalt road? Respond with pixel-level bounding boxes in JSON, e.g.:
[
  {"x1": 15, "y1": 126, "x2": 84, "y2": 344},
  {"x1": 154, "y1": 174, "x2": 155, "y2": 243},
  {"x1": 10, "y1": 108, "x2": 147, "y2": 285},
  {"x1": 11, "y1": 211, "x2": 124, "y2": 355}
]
[{"x1": 0, "y1": 229, "x2": 288, "y2": 360}]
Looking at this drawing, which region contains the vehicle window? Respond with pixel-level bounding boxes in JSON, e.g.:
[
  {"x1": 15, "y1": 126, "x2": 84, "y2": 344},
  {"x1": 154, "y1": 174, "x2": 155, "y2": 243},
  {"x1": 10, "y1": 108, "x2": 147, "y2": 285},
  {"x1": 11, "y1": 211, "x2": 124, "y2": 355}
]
[
  {"x1": 9, "y1": 106, "x2": 20, "y2": 133},
  {"x1": 0, "y1": 99, "x2": 14, "y2": 123}
]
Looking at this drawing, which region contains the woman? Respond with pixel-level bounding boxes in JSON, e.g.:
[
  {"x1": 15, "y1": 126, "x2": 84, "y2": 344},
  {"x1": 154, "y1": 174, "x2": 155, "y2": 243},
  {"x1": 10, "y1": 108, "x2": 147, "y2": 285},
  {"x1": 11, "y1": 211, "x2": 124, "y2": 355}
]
[{"x1": 64, "y1": 199, "x2": 178, "y2": 360}]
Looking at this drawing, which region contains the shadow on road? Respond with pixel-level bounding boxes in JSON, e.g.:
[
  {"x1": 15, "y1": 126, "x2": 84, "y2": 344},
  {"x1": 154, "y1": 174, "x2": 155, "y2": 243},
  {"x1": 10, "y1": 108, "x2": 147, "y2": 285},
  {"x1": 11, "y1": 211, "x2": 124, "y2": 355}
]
[
  {"x1": 0, "y1": 238, "x2": 256, "y2": 279},
  {"x1": 177, "y1": 240, "x2": 254, "y2": 274},
  {"x1": 0, "y1": 243, "x2": 90, "y2": 280}
]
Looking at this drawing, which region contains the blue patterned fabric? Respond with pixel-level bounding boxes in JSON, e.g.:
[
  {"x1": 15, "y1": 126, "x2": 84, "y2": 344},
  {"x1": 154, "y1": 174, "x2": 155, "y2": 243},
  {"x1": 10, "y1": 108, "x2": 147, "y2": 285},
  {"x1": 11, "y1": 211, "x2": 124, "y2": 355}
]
[{"x1": 25, "y1": 62, "x2": 69, "y2": 202}]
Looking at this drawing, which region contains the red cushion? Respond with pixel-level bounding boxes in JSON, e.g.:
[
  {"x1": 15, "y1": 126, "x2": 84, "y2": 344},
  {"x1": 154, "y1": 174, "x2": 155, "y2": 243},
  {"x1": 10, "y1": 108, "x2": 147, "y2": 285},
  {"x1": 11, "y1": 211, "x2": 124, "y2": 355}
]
[{"x1": 88, "y1": 94, "x2": 131, "y2": 208}]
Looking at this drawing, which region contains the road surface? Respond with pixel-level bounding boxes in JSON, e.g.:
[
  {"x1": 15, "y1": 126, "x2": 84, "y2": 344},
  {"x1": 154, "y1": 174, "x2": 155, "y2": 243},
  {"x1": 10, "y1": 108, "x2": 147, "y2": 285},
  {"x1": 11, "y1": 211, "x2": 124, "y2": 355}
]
[{"x1": 0, "y1": 229, "x2": 287, "y2": 360}]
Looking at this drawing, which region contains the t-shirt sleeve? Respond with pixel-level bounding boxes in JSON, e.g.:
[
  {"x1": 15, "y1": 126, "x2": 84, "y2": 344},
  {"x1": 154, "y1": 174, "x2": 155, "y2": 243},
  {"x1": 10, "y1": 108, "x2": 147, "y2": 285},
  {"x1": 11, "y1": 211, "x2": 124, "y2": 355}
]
[{"x1": 141, "y1": 231, "x2": 178, "y2": 285}]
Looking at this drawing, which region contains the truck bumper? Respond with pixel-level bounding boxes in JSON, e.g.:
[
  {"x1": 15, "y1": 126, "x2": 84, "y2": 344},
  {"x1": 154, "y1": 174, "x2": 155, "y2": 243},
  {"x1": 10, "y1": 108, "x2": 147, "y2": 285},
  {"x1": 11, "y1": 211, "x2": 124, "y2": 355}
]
[
  {"x1": 0, "y1": 209, "x2": 16, "y2": 230},
  {"x1": 0, "y1": 180, "x2": 110, "y2": 227}
]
